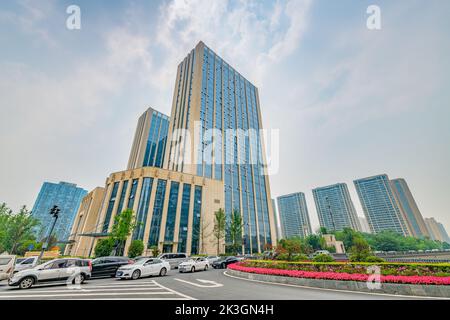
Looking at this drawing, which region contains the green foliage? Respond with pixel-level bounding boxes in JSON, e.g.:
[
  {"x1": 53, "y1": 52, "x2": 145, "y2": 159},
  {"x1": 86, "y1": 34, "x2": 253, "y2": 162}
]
[
  {"x1": 277, "y1": 237, "x2": 313, "y2": 261},
  {"x1": 213, "y1": 208, "x2": 226, "y2": 255},
  {"x1": 0, "y1": 204, "x2": 40, "y2": 254},
  {"x1": 128, "y1": 240, "x2": 144, "y2": 258},
  {"x1": 111, "y1": 209, "x2": 137, "y2": 242},
  {"x1": 335, "y1": 228, "x2": 360, "y2": 249},
  {"x1": 150, "y1": 245, "x2": 160, "y2": 257},
  {"x1": 364, "y1": 256, "x2": 385, "y2": 263},
  {"x1": 313, "y1": 254, "x2": 335, "y2": 262},
  {"x1": 349, "y1": 237, "x2": 372, "y2": 262},
  {"x1": 304, "y1": 234, "x2": 326, "y2": 251},
  {"x1": 94, "y1": 238, "x2": 114, "y2": 258},
  {"x1": 227, "y1": 209, "x2": 244, "y2": 255}
]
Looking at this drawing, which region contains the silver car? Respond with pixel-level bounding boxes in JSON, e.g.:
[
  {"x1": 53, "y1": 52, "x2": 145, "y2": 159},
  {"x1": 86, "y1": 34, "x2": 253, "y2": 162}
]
[
  {"x1": 14, "y1": 256, "x2": 39, "y2": 273},
  {"x1": 8, "y1": 258, "x2": 92, "y2": 289},
  {"x1": 0, "y1": 255, "x2": 16, "y2": 281},
  {"x1": 157, "y1": 253, "x2": 188, "y2": 269}
]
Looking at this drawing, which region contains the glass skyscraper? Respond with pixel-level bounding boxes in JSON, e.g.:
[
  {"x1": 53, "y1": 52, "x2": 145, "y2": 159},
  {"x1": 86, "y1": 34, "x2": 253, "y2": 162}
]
[
  {"x1": 354, "y1": 174, "x2": 410, "y2": 236},
  {"x1": 164, "y1": 42, "x2": 277, "y2": 253},
  {"x1": 391, "y1": 178, "x2": 429, "y2": 238},
  {"x1": 127, "y1": 107, "x2": 170, "y2": 170},
  {"x1": 277, "y1": 193, "x2": 312, "y2": 239},
  {"x1": 313, "y1": 183, "x2": 361, "y2": 232},
  {"x1": 32, "y1": 181, "x2": 87, "y2": 241}
]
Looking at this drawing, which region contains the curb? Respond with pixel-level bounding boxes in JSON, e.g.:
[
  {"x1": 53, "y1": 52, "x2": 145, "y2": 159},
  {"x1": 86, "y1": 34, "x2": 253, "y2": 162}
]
[{"x1": 226, "y1": 269, "x2": 450, "y2": 298}]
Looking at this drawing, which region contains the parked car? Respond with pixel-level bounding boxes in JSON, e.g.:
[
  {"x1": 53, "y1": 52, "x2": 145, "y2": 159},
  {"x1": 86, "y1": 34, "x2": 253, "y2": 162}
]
[
  {"x1": 116, "y1": 258, "x2": 170, "y2": 280},
  {"x1": 206, "y1": 256, "x2": 220, "y2": 264},
  {"x1": 14, "y1": 256, "x2": 39, "y2": 273},
  {"x1": 312, "y1": 250, "x2": 330, "y2": 258},
  {"x1": 8, "y1": 258, "x2": 92, "y2": 289},
  {"x1": 179, "y1": 257, "x2": 210, "y2": 273},
  {"x1": 91, "y1": 256, "x2": 134, "y2": 278},
  {"x1": 0, "y1": 255, "x2": 16, "y2": 282},
  {"x1": 212, "y1": 257, "x2": 239, "y2": 269},
  {"x1": 157, "y1": 253, "x2": 188, "y2": 269}
]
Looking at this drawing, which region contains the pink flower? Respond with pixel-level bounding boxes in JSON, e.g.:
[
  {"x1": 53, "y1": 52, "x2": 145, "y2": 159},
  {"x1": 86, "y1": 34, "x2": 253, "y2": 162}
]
[{"x1": 228, "y1": 263, "x2": 450, "y2": 285}]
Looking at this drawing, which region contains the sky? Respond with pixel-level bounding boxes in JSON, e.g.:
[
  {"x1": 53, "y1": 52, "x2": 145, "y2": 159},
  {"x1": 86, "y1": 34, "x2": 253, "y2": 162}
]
[{"x1": 0, "y1": 0, "x2": 449, "y2": 233}]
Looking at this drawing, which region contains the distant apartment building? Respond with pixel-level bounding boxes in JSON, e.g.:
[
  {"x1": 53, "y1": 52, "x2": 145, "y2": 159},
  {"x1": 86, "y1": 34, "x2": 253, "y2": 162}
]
[
  {"x1": 127, "y1": 107, "x2": 170, "y2": 170},
  {"x1": 32, "y1": 181, "x2": 87, "y2": 241},
  {"x1": 425, "y1": 218, "x2": 450, "y2": 243},
  {"x1": 65, "y1": 187, "x2": 106, "y2": 257},
  {"x1": 312, "y1": 183, "x2": 361, "y2": 232},
  {"x1": 391, "y1": 178, "x2": 429, "y2": 238},
  {"x1": 359, "y1": 216, "x2": 372, "y2": 234},
  {"x1": 277, "y1": 193, "x2": 312, "y2": 238},
  {"x1": 272, "y1": 199, "x2": 283, "y2": 240},
  {"x1": 354, "y1": 174, "x2": 410, "y2": 236}
]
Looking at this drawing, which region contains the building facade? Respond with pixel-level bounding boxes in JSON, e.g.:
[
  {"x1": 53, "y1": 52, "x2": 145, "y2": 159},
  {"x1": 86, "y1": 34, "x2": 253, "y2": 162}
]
[
  {"x1": 277, "y1": 193, "x2": 312, "y2": 239},
  {"x1": 354, "y1": 174, "x2": 410, "y2": 236},
  {"x1": 390, "y1": 178, "x2": 429, "y2": 238},
  {"x1": 425, "y1": 218, "x2": 450, "y2": 243},
  {"x1": 32, "y1": 181, "x2": 87, "y2": 241},
  {"x1": 93, "y1": 167, "x2": 224, "y2": 256},
  {"x1": 359, "y1": 216, "x2": 372, "y2": 234},
  {"x1": 272, "y1": 199, "x2": 283, "y2": 240},
  {"x1": 64, "y1": 187, "x2": 106, "y2": 257},
  {"x1": 163, "y1": 41, "x2": 277, "y2": 253},
  {"x1": 127, "y1": 107, "x2": 170, "y2": 170},
  {"x1": 312, "y1": 183, "x2": 361, "y2": 232}
]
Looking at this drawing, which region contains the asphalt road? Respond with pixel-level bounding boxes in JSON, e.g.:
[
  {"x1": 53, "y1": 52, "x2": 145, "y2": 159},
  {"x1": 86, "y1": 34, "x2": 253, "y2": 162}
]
[{"x1": 0, "y1": 268, "x2": 438, "y2": 300}]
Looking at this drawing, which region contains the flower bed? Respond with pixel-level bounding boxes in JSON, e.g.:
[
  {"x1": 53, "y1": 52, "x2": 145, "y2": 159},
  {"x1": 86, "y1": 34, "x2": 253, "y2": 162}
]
[
  {"x1": 240, "y1": 260, "x2": 450, "y2": 277},
  {"x1": 228, "y1": 262, "x2": 450, "y2": 285}
]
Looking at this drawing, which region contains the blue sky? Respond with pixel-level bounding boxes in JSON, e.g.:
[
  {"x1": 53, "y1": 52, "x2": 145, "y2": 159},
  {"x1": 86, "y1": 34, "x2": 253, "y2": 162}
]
[{"x1": 1, "y1": 0, "x2": 449, "y2": 232}]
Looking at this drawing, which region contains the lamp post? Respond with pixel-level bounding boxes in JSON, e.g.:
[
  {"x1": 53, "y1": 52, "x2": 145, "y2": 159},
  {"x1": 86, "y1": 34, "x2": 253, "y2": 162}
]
[{"x1": 38, "y1": 205, "x2": 60, "y2": 263}]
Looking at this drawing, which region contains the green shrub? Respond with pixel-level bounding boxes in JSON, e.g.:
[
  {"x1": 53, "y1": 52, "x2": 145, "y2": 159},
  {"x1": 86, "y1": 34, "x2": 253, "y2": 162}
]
[
  {"x1": 313, "y1": 254, "x2": 335, "y2": 262},
  {"x1": 364, "y1": 256, "x2": 385, "y2": 263},
  {"x1": 292, "y1": 254, "x2": 310, "y2": 262},
  {"x1": 94, "y1": 239, "x2": 114, "y2": 258},
  {"x1": 128, "y1": 240, "x2": 144, "y2": 258},
  {"x1": 275, "y1": 253, "x2": 289, "y2": 261}
]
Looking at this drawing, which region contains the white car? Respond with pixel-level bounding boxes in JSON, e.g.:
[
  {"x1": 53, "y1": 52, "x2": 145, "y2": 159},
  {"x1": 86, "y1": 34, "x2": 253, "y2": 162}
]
[
  {"x1": 206, "y1": 256, "x2": 220, "y2": 264},
  {"x1": 116, "y1": 258, "x2": 170, "y2": 280},
  {"x1": 14, "y1": 256, "x2": 39, "y2": 273},
  {"x1": 0, "y1": 255, "x2": 16, "y2": 282},
  {"x1": 178, "y1": 257, "x2": 210, "y2": 273},
  {"x1": 8, "y1": 258, "x2": 92, "y2": 289}
]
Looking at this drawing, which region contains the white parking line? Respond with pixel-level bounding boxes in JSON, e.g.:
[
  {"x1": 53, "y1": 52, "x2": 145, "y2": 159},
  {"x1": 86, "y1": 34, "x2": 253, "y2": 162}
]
[
  {"x1": 0, "y1": 292, "x2": 176, "y2": 299},
  {"x1": 152, "y1": 280, "x2": 197, "y2": 300},
  {"x1": 0, "y1": 287, "x2": 164, "y2": 295}
]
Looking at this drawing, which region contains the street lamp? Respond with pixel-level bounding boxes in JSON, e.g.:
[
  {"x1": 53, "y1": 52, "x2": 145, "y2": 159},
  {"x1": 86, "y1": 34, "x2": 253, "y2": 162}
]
[{"x1": 38, "y1": 205, "x2": 60, "y2": 263}]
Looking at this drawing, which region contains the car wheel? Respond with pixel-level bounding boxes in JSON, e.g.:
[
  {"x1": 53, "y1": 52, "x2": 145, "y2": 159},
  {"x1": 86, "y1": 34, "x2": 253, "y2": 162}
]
[
  {"x1": 19, "y1": 277, "x2": 34, "y2": 289},
  {"x1": 191, "y1": 266, "x2": 195, "y2": 273},
  {"x1": 72, "y1": 273, "x2": 85, "y2": 284},
  {"x1": 160, "y1": 267, "x2": 167, "y2": 277},
  {"x1": 204, "y1": 265, "x2": 209, "y2": 271},
  {"x1": 131, "y1": 270, "x2": 141, "y2": 280},
  {"x1": 221, "y1": 263, "x2": 226, "y2": 269}
]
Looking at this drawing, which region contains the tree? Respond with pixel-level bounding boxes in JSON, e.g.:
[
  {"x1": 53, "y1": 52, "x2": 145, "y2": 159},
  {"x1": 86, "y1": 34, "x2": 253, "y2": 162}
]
[
  {"x1": 335, "y1": 228, "x2": 361, "y2": 250},
  {"x1": 110, "y1": 209, "x2": 137, "y2": 256},
  {"x1": 305, "y1": 234, "x2": 326, "y2": 251},
  {"x1": 228, "y1": 209, "x2": 243, "y2": 255},
  {"x1": 150, "y1": 245, "x2": 160, "y2": 257},
  {"x1": 213, "y1": 209, "x2": 226, "y2": 255},
  {"x1": 0, "y1": 205, "x2": 39, "y2": 254},
  {"x1": 349, "y1": 237, "x2": 372, "y2": 262},
  {"x1": 128, "y1": 240, "x2": 144, "y2": 258},
  {"x1": 277, "y1": 237, "x2": 308, "y2": 261},
  {"x1": 94, "y1": 238, "x2": 114, "y2": 258}
]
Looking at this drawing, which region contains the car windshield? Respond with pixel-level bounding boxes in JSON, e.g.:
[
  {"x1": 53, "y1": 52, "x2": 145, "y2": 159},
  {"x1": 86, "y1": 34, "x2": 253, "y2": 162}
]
[
  {"x1": 0, "y1": 258, "x2": 12, "y2": 265},
  {"x1": 134, "y1": 259, "x2": 150, "y2": 265}
]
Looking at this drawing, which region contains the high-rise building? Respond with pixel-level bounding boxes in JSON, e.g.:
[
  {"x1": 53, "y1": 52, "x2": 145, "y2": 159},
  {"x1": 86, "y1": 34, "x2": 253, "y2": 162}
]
[
  {"x1": 312, "y1": 183, "x2": 361, "y2": 232},
  {"x1": 359, "y1": 216, "x2": 372, "y2": 234},
  {"x1": 391, "y1": 178, "x2": 429, "y2": 238},
  {"x1": 127, "y1": 107, "x2": 170, "y2": 170},
  {"x1": 277, "y1": 193, "x2": 312, "y2": 239},
  {"x1": 32, "y1": 181, "x2": 87, "y2": 241},
  {"x1": 65, "y1": 187, "x2": 106, "y2": 257},
  {"x1": 425, "y1": 218, "x2": 450, "y2": 243},
  {"x1": 164, "y1": 41, "x2": 277, "y2": 253},
  {"x1": 354, "y1": 174, "x2": 410, "y2": 236},
  {"x1": 272, "y1": 199, "x2": 283, "y2": 240}
]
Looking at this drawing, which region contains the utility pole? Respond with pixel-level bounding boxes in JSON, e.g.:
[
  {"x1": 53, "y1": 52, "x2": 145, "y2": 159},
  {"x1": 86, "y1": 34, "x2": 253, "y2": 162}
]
[{"x1": 38, "y1": 205, "x2": 60, "y2": 263}]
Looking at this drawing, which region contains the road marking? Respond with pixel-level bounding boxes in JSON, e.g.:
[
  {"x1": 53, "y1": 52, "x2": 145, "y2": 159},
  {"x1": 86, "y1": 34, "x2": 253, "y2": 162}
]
[
  {"x1": 174, "y1": 278, "x2": 223, "y2": 288},
  {"x1": 152, "y1": 280, "x2": 197, "y2": 300},
  {"x1": 0, "y1": 287, "x2": 164, "y2": 295},
  {"x1": 0, "y1": 292, "x2": 175, "y2": 299},
  {"x1": 223, "y1": 271, "x2": 450, "y2": 300}
]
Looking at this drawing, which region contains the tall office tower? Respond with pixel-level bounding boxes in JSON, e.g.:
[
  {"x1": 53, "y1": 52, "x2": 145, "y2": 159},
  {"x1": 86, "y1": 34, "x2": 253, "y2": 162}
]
[
  {"x1": 354, "y1": 174, "x2": 411, "y2": 236},
  {"x1": 277, "y1": 193, "x2": 312, "y2": 239},
  {"x1": 272, "y1": 199, "x2": 283, "y2": 240},
  {"x1": 164, "y1": 42, "x2": 277, "y2": 253},
  {"x1": 127, "y1": 107, "x2": 170, "y2": 170},
  {"x1": 312, "y1": 183, "x2": 361, "y2": 232},
  {"x1": 391, "y1": 178, "x2": 429, "y2": 238},
  {"x1": 425, "y1": 218, "x2": 450, "y2": 243},
  {"x1": 359, "y1": 216, "x2": 372, "y2": 233},
  {"x1": 32, "y1": 181, "x2": 87, "y2": 241}
]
